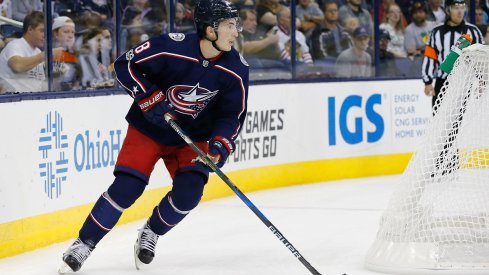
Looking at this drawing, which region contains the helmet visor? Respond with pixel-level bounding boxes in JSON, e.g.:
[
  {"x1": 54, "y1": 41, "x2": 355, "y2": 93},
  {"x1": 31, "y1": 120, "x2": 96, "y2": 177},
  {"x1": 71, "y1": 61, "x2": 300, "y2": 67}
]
[{"x1": 216, "y1": 17, "x2": 243, "y2": 33}]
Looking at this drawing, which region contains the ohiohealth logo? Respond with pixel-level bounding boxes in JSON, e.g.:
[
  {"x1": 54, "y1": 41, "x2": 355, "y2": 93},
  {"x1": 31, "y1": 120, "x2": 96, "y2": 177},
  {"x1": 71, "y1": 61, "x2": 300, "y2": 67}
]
[{"x1": 38, "y1": 111, "x2": 69, "y2": 199}]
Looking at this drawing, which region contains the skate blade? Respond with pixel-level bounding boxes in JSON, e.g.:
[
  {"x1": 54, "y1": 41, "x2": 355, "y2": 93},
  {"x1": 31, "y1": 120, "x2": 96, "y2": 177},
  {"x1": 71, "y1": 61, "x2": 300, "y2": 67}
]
[
  {"x1": 134, "y1": 241, "x2": 143, "y2": 270},
  {"x1": 58, "y1": 262, "x2": 74, "y2": 274}
]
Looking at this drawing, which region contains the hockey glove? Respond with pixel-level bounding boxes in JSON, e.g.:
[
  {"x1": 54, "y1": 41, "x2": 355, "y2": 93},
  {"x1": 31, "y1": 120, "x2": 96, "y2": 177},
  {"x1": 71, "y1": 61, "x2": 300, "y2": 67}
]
[
  {"x1": 207, "y1": 136, "x2": 234, "y2": 168},
  {"x1": 137, "y1": 89, "x2": 176, "y2": 127}
]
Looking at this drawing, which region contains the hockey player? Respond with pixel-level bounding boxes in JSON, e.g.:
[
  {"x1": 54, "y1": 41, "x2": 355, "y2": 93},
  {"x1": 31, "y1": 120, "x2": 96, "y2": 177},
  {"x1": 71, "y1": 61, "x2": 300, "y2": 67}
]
[
  {"x1": 59, "y1": 0, "x2": 248, "y2": 272},
  {"x1": 422, "y1": 0, "x2": 484, "y2": 111}
]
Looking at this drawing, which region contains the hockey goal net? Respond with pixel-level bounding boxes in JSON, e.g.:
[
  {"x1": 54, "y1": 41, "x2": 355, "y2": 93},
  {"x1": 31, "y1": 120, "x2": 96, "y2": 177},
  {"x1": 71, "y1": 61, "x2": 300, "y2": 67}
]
[{"x1": 365, "y1": 43, "x2": 489, "y2": 274}]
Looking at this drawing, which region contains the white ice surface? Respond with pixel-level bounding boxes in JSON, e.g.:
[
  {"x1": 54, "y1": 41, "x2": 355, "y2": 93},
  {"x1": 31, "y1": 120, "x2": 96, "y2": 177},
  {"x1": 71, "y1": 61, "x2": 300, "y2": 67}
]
[{"x1": 0, "y1": 175, "x2": 399, "y2": 275}]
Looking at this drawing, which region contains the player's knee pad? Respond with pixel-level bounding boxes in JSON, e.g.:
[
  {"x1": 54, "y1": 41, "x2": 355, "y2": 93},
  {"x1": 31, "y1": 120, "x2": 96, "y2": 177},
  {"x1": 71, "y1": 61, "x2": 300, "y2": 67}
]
[
  {"x1": 171, "y1": 171, "x2": 207, "y2": 211},
  {"x1": 179, "y1": 162, "x2": 210, "y2": 182},
  {"x1": 107, "y1": 172, "x2": 146, "y2": 209}
]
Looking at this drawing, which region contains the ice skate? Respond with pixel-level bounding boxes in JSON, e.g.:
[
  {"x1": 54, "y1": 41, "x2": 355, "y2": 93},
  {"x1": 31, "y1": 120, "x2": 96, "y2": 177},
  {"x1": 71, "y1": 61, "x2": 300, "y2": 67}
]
[
  {"x1": 58, "y1": 238, "x2": 94, "y2": 274},
  {"x1": 134, "y1": 221, "x2": 159, "y2": 270}
]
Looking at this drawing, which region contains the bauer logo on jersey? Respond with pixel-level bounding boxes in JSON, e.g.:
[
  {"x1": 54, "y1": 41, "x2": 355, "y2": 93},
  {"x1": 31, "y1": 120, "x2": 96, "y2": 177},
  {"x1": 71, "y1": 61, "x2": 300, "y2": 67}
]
[
  {"x1": 167, "y1": 83, "x2": 218, "y2": 118},
  {"x1": 169, "y1": 33, "x2": 185, "y2": 41}
]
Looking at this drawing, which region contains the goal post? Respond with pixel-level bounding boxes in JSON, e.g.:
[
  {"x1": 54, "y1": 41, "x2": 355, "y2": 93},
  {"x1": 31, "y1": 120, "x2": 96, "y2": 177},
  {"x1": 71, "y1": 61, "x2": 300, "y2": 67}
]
[{"x1": 365, "y1": 43, "x2": 489, "y2": 274}]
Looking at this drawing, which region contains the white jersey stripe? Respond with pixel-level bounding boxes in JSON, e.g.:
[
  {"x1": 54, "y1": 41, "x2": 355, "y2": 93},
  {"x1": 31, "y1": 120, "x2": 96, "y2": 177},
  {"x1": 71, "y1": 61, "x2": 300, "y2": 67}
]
[
  {"x1": 135, "y1": 52, "x2": 199, "y2": 64},
  {"x1": 128, "y1": 62, "x2": 147, "y2": 93}
]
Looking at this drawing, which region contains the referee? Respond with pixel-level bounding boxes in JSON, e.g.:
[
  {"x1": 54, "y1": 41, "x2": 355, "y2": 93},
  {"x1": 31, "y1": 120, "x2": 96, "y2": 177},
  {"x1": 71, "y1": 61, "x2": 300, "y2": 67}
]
[{"x1": 422, "y1": 0, "x2": 484, "y2": 111}]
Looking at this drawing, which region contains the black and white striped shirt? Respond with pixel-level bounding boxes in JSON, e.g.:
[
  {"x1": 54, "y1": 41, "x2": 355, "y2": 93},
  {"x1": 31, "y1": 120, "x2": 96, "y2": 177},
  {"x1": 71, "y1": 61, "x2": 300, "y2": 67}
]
[{"x1": 422, "y1": 20, "x2": 484, "y2": 84}]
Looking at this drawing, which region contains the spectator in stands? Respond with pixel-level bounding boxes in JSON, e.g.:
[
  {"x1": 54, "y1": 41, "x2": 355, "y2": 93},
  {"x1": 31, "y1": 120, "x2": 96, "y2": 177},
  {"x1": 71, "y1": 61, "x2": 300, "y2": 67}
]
[
  {"x1": 80, "y1": 0, "x2": 113, "y2": 23},
  {"x1": 343, "y1": 16, "x2": 360, "y2": 35},
  {"x1": 378, "y1": 28, "x2": 401, "y2": 76},
  {"x1": 0, "y1": 33, "x2": 4, "y2": 51},
  {"x1": 334, "y1": 26, "x2": 372, "y2": 77},
  {"x1": 76, "y1": 9, "x2": 104, "y2": 33},
  {"x1": 339, "y1": 0, "x2": 373, "y2": 31},
  {"x1": 477, "y1": 20, "x2": 489, "y2": 43},
  {"x1": 273, "y1": 7, "x2": 313, "y2": 64},
  {"x1": 296, "y1": 0, "x2": 324, "y2": 39},
  {"x1": 311, "y1": 1, "x2": 350, "y2": 59},
  {"x1": 0, "y1": 23, "x2": 22, "y2": 52},
  {"x1": 380, "y1": 3, "x2": 407, "y2": 58},
  {"x1": 375, "y1": 0, "x2": 407, "y2": 26},
  {"x1": 125, "y1": 28, "x2": 150, "y2": 50},
  {"x1": 122, "y1": 2, "x2": 151, "y2": 29},
  {"x1": 128, "y1": 0, "x2": 167, "y2": 30},
  {"x1": 53, "y1": 16, "x2": 76, "y2": 50},
  {"x1": 52, "y1": 16, "x2": 81, "y2": 91},
  {"x1": 180, "y1": 0, "x2": 195, "y2": 20},
  {"x1": 231, "y1": 0, "x2": 256, "y2": 9},
  {"x1": 120, "y1": 0, "x2": 169, "y2": 49},
  {"x1": 481, "y1": 0, "x2": 489, "y2": 22},
  {"x1": 0, "y1": 23, "x2": 22, "y2": 45},
  {"x1": 129, "y1": 0, "x2": 148, "y2": 11},
  {"x1": 427, "y1": 0, "x2": 446, "y2": 24},
  {"x1": 54, "y1": 0, "x2": 81, "y2": 18},
  {"x1": 126, "y1": 0, "x2": 166, "y2": 36},
  {"x1": 175, "y1": 2, "x2": 194, "y2": 33},
  {"x1": 376, "y1": 0, "x2": 394, "y2": 23},
  {"x1": 0, "y1": 0, "x2": 12, "y2": 18},
  {"x1": 121, "y1": 2, "x2": 152, "y2": 51},
  {"x1": 77, "y1": 27, "x2": 113, "y2": 89},
  {"x1": 475, "y1": 6, "x2": 488, "y2": 25},
  {"x1": 256, "y1": 0, "x2": 285, "y2": 33},
  {"x1": 0, "y1": 11, "x2": 63, "y2": 93},
  {"x1": 100, "y1": 27, "x2": 114, "y2": 73},
  {"x1": 11, "y1": 0, "x2": 42, "y2": 22},
  {"x1": 122, "y1": 0, "x2": 165, "y2": 37},
  {"x1": 239, "y1": 9, "x2": 283, "y2": 67},
  {"x1": 484, "y1": 26, "x2": 489, "y2": 45},
  {"x1": 398, "y1": 0, "x2": 413, "y2": 23},
  {"x1": 405, "y1": 0, "x2": 436, "y2": 58},
  {"x1": 179, "y1": 0, "x2": 196, "y2": 10}
]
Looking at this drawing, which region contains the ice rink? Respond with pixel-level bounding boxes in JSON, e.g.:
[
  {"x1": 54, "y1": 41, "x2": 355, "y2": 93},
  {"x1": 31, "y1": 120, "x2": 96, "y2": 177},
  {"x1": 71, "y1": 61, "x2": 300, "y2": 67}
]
[{"x1": 0, "y1": 175, "x2": 400, "y2": 275}]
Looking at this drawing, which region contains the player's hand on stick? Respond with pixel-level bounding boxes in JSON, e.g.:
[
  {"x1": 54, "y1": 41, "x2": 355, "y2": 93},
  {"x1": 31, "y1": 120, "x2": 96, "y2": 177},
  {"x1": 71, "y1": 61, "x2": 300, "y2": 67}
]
[
  {"x1": 137, "y1": 89, "x2": 176, "y2": 127},
  {"x1": 424, "y1": 84, "x2": 435, "y2": 96},
  {"x1": 207, "y1": 136, "x2": 234, "y2": 168}
]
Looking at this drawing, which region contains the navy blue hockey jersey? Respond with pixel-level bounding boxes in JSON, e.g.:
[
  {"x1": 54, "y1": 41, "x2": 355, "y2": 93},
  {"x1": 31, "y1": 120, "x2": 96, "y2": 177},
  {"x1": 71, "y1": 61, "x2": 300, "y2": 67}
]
[{"x1": 114, "y1": 33, "x2": 249, "y2": 146}]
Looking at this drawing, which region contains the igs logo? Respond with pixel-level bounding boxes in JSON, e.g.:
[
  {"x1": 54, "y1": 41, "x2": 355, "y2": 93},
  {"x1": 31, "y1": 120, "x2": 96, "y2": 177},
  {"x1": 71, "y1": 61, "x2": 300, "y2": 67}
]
[
  {"x1": 328, "y1": 94, "x2": 384, "y2": 145},
  {"x1": 38, "y1": 111, "x2": 69, "y2": 199}
]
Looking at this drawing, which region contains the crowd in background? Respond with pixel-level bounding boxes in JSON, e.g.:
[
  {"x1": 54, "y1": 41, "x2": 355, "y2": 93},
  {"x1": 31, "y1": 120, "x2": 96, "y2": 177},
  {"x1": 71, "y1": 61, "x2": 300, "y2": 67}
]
[
  {"x1": 0, "y1": 0, "x2": 488, "y2": 93},
  {"x1": 232, "y1": 0, "x2": 488, "y2": 77}
]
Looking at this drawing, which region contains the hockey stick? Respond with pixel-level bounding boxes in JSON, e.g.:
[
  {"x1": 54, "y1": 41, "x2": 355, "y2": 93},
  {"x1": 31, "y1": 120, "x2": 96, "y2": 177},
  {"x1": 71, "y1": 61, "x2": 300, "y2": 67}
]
[{"x1": 164, "y1": 114, "x2": 323, "y2": 275}]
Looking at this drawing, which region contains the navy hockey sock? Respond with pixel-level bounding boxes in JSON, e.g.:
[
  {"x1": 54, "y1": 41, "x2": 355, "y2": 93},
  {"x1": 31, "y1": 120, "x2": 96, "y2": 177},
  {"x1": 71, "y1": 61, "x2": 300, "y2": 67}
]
[
  {"x1": 79, "y1": 192, "x2": 124, "y2": 247},
  {"x1": 79, "y1": 173, "x2": 146, "y2": 246},
  {"x1": 149, "y1": 172, "x2": 206, "y2": 235}
]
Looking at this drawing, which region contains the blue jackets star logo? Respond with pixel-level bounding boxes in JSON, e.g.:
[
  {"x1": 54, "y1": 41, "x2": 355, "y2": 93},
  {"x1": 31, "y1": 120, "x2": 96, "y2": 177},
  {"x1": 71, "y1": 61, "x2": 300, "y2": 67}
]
[{"x1": 166, "y1": 83, "x2": 218, "y2": 118}]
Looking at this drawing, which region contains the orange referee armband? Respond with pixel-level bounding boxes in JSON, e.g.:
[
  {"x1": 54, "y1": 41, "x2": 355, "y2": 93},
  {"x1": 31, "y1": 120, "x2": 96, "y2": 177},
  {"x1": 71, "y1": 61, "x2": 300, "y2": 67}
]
[{"x1": 424, "y1": 45, "x2": 438, "y2": 61}]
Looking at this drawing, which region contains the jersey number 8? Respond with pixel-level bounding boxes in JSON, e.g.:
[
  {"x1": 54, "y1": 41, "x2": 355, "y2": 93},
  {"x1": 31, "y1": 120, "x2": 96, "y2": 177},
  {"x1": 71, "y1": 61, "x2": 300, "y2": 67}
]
[{"x1": 135, "y1": 41, "x2": 151, "y2": 54}]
